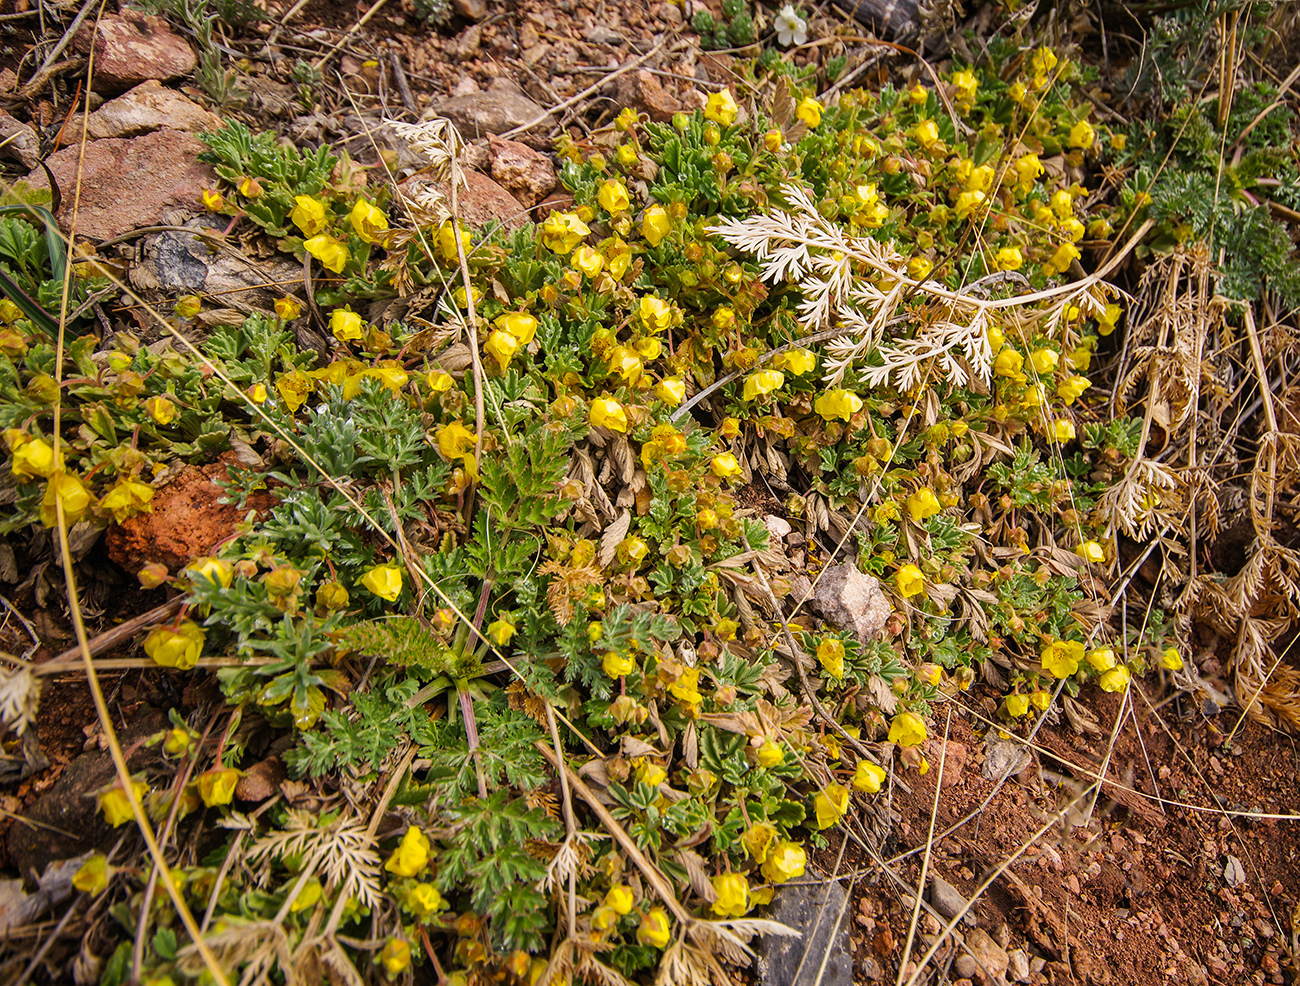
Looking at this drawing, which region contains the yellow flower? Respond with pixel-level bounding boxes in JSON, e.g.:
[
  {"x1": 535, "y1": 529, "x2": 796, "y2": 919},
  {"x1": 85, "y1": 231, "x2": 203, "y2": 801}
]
[
  {"x1": 437, "y1": 221, "x2": 471, "y2": 262},
  {"x1": 655, "y1": 377, "x2": 685, "y2": 405},
  {"x1": 813, "y1": 782, "x2": 849, "y2": 829},
  {"x1": 163, "y1": 727, "x2": 194, "y2": 756},
  {"x1": 638, "y1": 908, "x2": 671, "y2": 948},
  {"x1": 1099, "y1": 666, "x2": 1131, "y2": 693},
  {"x1": 589, "y1": 396, "x2": 629, "y2": 432},
  {"x1": 817, "y1": 638, "x2": 846, "y2": 679},
  {"x1": 437, "y1": 421, "x2": 477, "y2": 460},
  {"x1": 1030, "y1": 689, "x2": 1052, "y2": 711},
  {"x1": 761, "y1": 841, "x2": 807, "y2": 884},
  {"x1": 908, "y1": 82, "x2": 928, "y2": 104},
  {"x1": 485, "y1": 329, "x2": 520, "y2": 371},
  {"x1": 742, "y1": 822, "x2": 779, "y2": 863},
  {"x1": 1060, "y1": 216, "x2": 1086, "y2": 243},
  {"x1": 775, "y1": 348, "x2": 816, "y2": 375},
  {"x1": 1009, "y1": 81, "x2": 1027, "y2": 103},
  {"x1": 814, "y1": 388, "x2": 863, "y2": 421},
  {"x1": 144, "y1": 396, "x2": 176, "y2": 425},
  {"x1": 905, "y1": 256, "x2": 933, "y2": 281},
  {"x1": 719, "y1": 416, "x2": 740, "y2": 438},
  {"x1": 607, "y1": 346, "x2": 644, "y2": 385},
  {"x1": 425, "y1": 369, "x2": 454, "y2": 393},
  {"x1": 1005, "y1": 693, "x2": 1030, "y2": 717},
  {"x1": 638, "y1": 295, "x2": 673, "y2": 333},
  {"x1": 641, "y1": 204, "x2": 671, "y2": 246},
  {"x1": 619, "y1": 536, "x2": 649, "y2": 565},
  {"x1": 1028, "y1": 348, "x2": 1059, "y2": 375},
  {"x1": 487, "y1": 618, "x2": 516, "y2": 646},
  {"x1": 97, "y1": 481, "x2": 153, "y2": 523},
  {"x1": 317, "y1": 582, "x2": 350, "y2": 612},
  {"x1": 11, "y1": 438, "x2": 57, "y2": 480},
  {"x1": 331, "y1": 308, "x2": 364, "y2": 342},
  {"x1": 201, "y1": 188, "x2": 225, "y2": 212},
  {"x1": 540, "y1": 211, "x2": 590, "y2": 253},
  {"x1": 597, "y1": 180, "x2": 631, "y2": 214},
  {"x1": 407, "y1": 882, "x2": 445, "y2": 919},
  {"x1": 1041, "y1": 639, "x2": 1084, "y2": 678},
  {"x1": 603, "y1": 650, "x2": 635, "y2": 677},
  {"x1": 994, "y1": 348, "x2": 1024, "y2": 378},
  {"x1": 495, "y1": 311, "x2": 537, "y2": 345},
  {"x1": 98, "y1": 780, "x2": 147, "y2": 827},
  {"x1": 1086, "y1": 647, "x2": 1116, "y2": 672},
  {"x1": 742, "y1": 368, "x2": 784, "y2": 400},
  {"x1": 1096, "y1": 302, "x2": 1122, "y2": 336},
  {"x1": 40, "y1": 472, "x2": 91, "y2": 528},
  {"x1": 951, "y1": 69, "x2": 978, "y2": 105},
  {"x1": 304, "y1": 234, "x2": 350, "y2": 273},
  {"x1": 349, "y1": 199, "x2": 389, "y2": 244},
  {"x1": 238, "y1": 176, "x2": 262, "y2": 198},
  {"x1": 1057, "y1": 373, "x2": 1091, "y2": 404},
  {"x1": 384, "y1": 825, "x2": 431, "y2": 877},
  {"x1": 755, "y1": 739, "x2": 784, "y2": 768},
  {"x1": 895, "y1": 564, "x2": 925, "y2": 598},
  {"x1": 634, "y1": 759, "x2": 666, "y2": 787},
  {"x1": 1075, "y1": 540, "x2": 1106, "y2": 564},
  {"x1": 290, "y1": 195, "x2": 328, "y2": 236},
  {"x1": 955, "y1": 189, "x2": 986, "y2": 220},
  {"x1": 1014, "y1": 154, "x2": 1044, "y2": 190},
  {"x1": 367, "y1": 364, "x2": 409, "y2": 393},
  {"x1": 73, "y1": 854, "x2": 110, "y2": 894},
  {"x1": 888, "y1": 711, "x2": 927, "y2": 747},
  {"x1": 1069, "y1": 119, "x2": 1096, "y2": 149},
  {"x1": 360, "y1": 564, "x2": 404, "y2": 602},
  {"x1": 1031, "y1": 46, "x2": 1058, "y2": 78},
  {"x1": 174, "y1": 294, "x2": 202, "y2": 318},
  {"x1": 605, "y1": 885, "x2": 635, "y2": 916},
  {"x1": 197, "y1": 767, "x2": 240, "y2": 806},
  {"x1": 710, "y1": 872, "x2": 750, "y2": 917},
  {"x1": 144, "y1": 621, "x2": 205, "y2": 670},
  {"x1": 1161, "y1": 647, "x2": 1184, "y2": 671},
  {"x1": 276, "y1": 370, "x2": 314, "y2": 411},
  {"x1": 572, "y1": 245, "x2": 604, "y2": 278},
  {"x1": 704, "y1": 89, "x2": 739, "y2": 126},
  {"x1": 906, "y1": 488, "x2": 941, "y2": 522},
  {"x1": 995, "y1": 246, "x2": 1024, "y2": 271},
  {"x1": 186, "y1": 556, "x2": 233, "y2": 588},
  {"x1": 274, "y1": 296, "x2": 303, "y2": 320},
  {"x1": 710, "y1": 453, "x2": 742, "y2": 480},
  {"x1": 379, "y1": 939, "x2": 411, "y2": 977},
  {"x1": 912, "y1": 118, "x2": 940, "y2": 148},
  {"x1": 591, "y1": 904, "x2": 619, "y2": 933},
  {"x1": 795, "y1": 96, "x2": 822, "y2": 127},
  {"x1": 1049, "y1": 242, "x2": 1081, "y2": 271},
  {"x1": 852, "y1": 760, "x2": 887, "y2": 793},
  {"x1": 965, "y1": 164, "x2": 995, "y2": 193}
]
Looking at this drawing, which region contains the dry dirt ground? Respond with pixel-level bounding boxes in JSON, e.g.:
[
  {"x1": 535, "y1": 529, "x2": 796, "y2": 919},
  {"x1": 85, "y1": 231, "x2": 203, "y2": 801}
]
[{"x1": 0, "y1": 1, "x2": 1297, "y2": 985}]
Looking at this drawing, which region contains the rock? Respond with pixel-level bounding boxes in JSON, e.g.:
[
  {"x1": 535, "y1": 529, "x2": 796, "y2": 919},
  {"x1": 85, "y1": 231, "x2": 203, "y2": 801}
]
[
  {"x1": 963, "y1": 927, "x2": 1010, "y2": 982},
  {"x1": 1007, "y1": 948, "x2": 1031, "y2": 983},
  {"x1": 23, "y1": 130, "x2": 214, "y2": 241},
  {"x1": 928, "y1": 739, "x2": 968, "y2": 788},
  {"x1": 8, "y1": 709, "x2": 167, "y2": 879},
  {"x1": 856, "y1": 955, "x2": 883, "y2": 980},
  {"x1": 235, "y1": 756, "x2": 286, "y2": 803},
  {"x1": 929, "y1": 875, "x2": 969, "y2": 922},
  {"x1": 955, "y1": 955, "x2": 978, "y2": 980},
  {"x1": 452, "y1": 0, "x2": 488, "y2": 18},
  {"x1": 0, "y1": 857, "x2": 84, "y2": 934},
  {"x1": 758, "y1": 878, "x2": 853, "y2": 986},
  {"x1": 617, "y1": 69, "x2": 682, "y2": 122},
  {"x1": 765, "y1": 514, "x2": 793, "y2": 541},
  {"x1": 810, "y1": 562, "x2": 891, "y2": 645},
  {"x1": 133, "y1": 215, "x2": 302, "y2": 313},
  {"x1": 438, "y1": 170, "x2": 529, "y2": 229},
  {"x1": 434, "y1": 87, "x2": 544, "y2": 136},
  {"x1": 0, "y1": 110, "x2": 40, "y2": 169},
  {"x1": 586, "y1": 25, "x2": 626, "y2": 44},
  {"x1": 72, "y1": 11, "x2": 197, "y2": 95},
  {"x1": 65, "y1": 79, "x2": 223, "y2": 143},
  {"x1": 488, "y1": 135, "x2": 556, "y2": 207},
  {"x1": 105, "y1": 460, "x2": 278, "y2": 575}
]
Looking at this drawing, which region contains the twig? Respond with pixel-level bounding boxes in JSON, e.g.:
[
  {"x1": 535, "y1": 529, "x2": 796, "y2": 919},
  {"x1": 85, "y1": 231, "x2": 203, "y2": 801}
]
[
  {"x1": 26, "y1": 0, "x2": 98, "y2": 88},
  {"x1": 0, "y1": 593, "x2": 40, "y2": 658},
  {"x1": 895, "y1": 706, "x2": 950, "y2": 986},
  {"x1": 37, "y1": 597, "x2": 183, "y2": 671},
  {"x1": 388, "y1": 52, "x2": 417, "y2": 115}
]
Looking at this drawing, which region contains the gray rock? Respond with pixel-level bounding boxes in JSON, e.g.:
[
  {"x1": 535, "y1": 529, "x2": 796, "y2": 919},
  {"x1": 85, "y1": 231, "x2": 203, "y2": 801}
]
[
  {"x1": 929, "y1": 875, "x2": 969, "y2": 922},
  {"x1": 963, "y1": 927, "x2": 1009, "y2": 982},
  {"x1": 0, "y1": 110, "x2": 40, "y2": 169},
  {"x1": 810, "y1": 562, "x2": 891, "y2": 645},
  {"x1": 758, "y1": 878, "x2": 852, "y2": 986},
  {"x1": 434, "y1": 87, "x2": 544, "y2": 137},
  {"x1": 586, "y1": 25, "x2": 626, "y2": 45},
  {"x1": 65, "y1": 79, "x2": 223, "y2": 143},
  {"x1": 955, "y1": 953, "x2": 978, "y2": 979},
  {"x1": 1007, "y1": 948, "x2": 1031, "y2": 983}
]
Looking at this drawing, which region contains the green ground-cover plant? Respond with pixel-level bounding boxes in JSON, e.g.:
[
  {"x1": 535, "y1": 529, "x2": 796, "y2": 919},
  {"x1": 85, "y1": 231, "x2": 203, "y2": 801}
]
[{"x1": 3, "y1": 38, "x2": 1232, "y2": 986}]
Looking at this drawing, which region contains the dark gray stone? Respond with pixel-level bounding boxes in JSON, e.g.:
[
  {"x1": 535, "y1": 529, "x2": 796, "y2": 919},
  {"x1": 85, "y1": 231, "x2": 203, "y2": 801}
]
[
  {"x1": 929, "y1": 874, "x2": 969, "y2": 922},
  {"x1": 757, "y1": 878, "x2": 852, "y2": 986}
]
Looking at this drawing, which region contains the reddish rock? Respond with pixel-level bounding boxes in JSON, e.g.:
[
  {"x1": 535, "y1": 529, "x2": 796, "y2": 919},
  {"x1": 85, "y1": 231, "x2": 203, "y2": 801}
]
[
  {"x1": 24, "y1": 130, "x2": 215, "y2": 240},
  {"x1": 64, "y1": 79, "x2": 223, "y2": 143},
  {"x1": 618, "y1": 70, "x2": 682, "y2": 122},
  {"x1": 488, "y1": 136, "x2": 557, "y2": 208},
  {"x1": 0, "y1": 109, "x2": 40, "y2": 169},
  {"x1": 73, "y1": 11, "x2": 197, "y2": 95},
  {"x1": 437, "y1": 170, "x2": 529, "y2": 230},
  {"x1": 236, "y1": 756, "x2": 286, "y2": 803},
  {"x1": 106, "y1": 460, "x2": 277, "y2": 575}
]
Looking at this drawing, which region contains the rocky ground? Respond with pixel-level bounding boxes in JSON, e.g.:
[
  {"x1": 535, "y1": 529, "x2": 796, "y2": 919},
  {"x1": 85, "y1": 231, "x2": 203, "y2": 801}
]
[{"x1": 0, "y1": 2, "x2": 1297, "y2": 985}]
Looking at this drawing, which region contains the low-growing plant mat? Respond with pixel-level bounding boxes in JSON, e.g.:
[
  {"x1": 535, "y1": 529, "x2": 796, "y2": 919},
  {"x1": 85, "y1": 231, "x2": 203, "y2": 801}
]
[{"x1": 0, "y1": 1, "x2": 1298, "y2": 985}]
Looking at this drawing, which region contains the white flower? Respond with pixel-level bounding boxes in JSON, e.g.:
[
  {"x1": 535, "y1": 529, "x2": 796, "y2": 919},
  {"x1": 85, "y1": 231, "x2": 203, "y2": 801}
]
[{"x1": 774, "y1": 4, "x2": 807, "y2": 46}]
